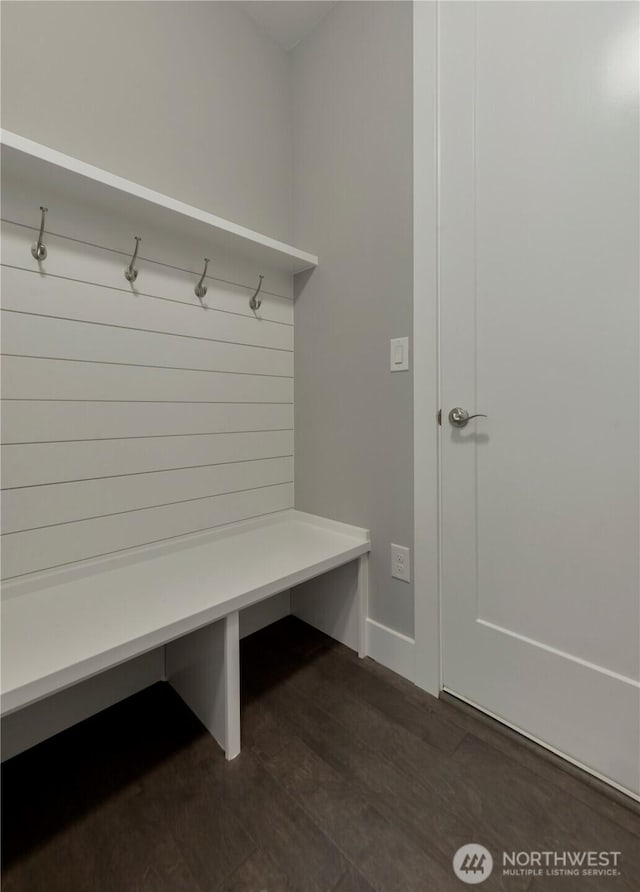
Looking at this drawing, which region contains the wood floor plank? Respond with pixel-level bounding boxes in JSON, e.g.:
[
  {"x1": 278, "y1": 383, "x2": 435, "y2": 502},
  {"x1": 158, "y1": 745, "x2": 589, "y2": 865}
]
[
  {"x1": 213, "y1": 753, "x2": 349, "y2": 892},
  {"x1": 244, "y1": 620, "x2": 640, "y2": 890},
  {"x1": 240, "y1": 690, "x2": 294, "y2": 762},
  {"x1": 74, "y1": 790, "x2": 206, "y2": 892},
  {"x1": 108, "y1": 692, "x2": 261, "y2": 891},
  {"x1": 242, "y1": 637, "x2": 532, "y2": 892},
  {"x1": 314, "y1": 646, "x2": 467, "y2": 756},
  {"x1": 331, "y1": 864, "x2": 377, "y2": 892},
  {"x1": 243, "y1": 618, "x2": 466, "y2": 757},
  {"x1": 242, "y1": 660, "x2": 476, "y2": 871},
  {"x1": 217, "y1": 849, "x2": 296, "y2": 892},
  {"x1": 2, "y1": 684, "x2": 253, "y2": 892},
  {"x1": 543, "y1": 784, "x2": 640, "y2": 890},
  {"x1": 264, "y1": 734, "x2": 458, "y2": 892},
  {"x1": 246, "y1": 642, "x2": 476, "y2": 831},
  {"x1": 149, "y1": 766, "x2": 257, "y2": 891},
  {"x1": 3, "y1": 617, "x2": 638, "y2": 892},
  {"x1": 437, "y1": 693, "x2": 640, "y2": 834},
  {"x1": 449, "y1": 733, "x2": 559, "y2": 851},
  {"x1": 266, "y1": 649, "x2": 478, "y2": 813},
  {"x1": 2, "y1": 817, "x2": 104, "y2": 892},
  {"x1": 362, "y1": 651, "x2": 640, "y2": 835},
  {"x1": 3, "y1": 773, "x2": 204, "y2": 892},
  {"x1": 452, "y1": 734, "x2": 640, "y2": 891},
  {"x1": 528, "y1": 873, "x2": 631, "y2": 892}
]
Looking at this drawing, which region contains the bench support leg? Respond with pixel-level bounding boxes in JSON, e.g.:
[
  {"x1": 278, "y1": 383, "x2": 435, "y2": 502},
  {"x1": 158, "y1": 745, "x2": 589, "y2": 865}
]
[
  {"x1": 357, "y1": 552, "x2": 369, "y2": 659},
  {"x1": 223, "y1": 612, "x2": 241, "y2": 760},
  {"x1": 165, "y1": 611, "x2": 241, "y2": 760}
]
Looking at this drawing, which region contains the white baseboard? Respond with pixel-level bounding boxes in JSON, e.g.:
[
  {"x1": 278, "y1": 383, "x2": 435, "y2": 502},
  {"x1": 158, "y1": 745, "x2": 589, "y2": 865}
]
[{"x1": 365, "y1": 618, "x2": 415, "y2": 683}]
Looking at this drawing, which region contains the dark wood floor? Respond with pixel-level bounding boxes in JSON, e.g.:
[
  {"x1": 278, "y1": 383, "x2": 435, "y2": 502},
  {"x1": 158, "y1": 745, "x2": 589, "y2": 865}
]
[{"x1": 2, "y1": 617, "x2": 639, "y2": 892}]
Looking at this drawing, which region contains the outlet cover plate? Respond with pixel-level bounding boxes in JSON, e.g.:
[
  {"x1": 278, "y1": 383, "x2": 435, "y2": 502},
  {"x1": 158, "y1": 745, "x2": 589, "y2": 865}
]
[{"x1": 391, "y1": 544, "x2": 411, "y2": 582}]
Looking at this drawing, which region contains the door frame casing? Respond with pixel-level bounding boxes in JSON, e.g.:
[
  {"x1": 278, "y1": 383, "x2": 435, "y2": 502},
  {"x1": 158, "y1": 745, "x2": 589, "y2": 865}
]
[{"x1": 413, "y1": 0, "x2": 441, "y2": 697}]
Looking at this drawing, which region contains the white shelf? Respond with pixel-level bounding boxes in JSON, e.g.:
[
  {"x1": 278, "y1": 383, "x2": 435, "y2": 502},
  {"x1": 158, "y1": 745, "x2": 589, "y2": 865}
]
[
  {"x1": 0, "y1": 130, "x2": 318, "y2": 275},
  {"x1": 1, "y1": 510, "x2": 369, "y2": 715}
]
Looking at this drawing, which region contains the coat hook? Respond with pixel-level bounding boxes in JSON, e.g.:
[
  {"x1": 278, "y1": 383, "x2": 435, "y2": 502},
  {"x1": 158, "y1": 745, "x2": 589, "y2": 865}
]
[
  {"x1": 194, "y1": 258, "x2": 210, "y2": 301},
  {"x1": 249, "y1": 275, "x2": 264, "y2": 311},
  {"x1": 31, "y1": 206, "x2": 48, "y2": 261},
  {"x1": 124, "y1": 236, "x2": 141, "y2": 283}
]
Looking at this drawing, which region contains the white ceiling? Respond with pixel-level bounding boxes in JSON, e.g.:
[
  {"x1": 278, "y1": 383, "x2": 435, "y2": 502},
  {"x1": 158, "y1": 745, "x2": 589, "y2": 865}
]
[{"x1": 239, "y1": 1, "x2": 337, "y2": 51}]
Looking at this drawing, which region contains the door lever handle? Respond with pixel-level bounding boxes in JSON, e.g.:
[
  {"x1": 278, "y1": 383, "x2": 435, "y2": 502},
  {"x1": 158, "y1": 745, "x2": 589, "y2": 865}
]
[{"x1": 448, "y1": 407, "x2": 488, "y2": 428}]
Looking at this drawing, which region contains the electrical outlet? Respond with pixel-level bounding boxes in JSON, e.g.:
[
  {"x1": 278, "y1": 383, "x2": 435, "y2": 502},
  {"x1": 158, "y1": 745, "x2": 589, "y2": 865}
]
[{"x1": 391, "y1": 544, "x2": 411, "y2": 582}]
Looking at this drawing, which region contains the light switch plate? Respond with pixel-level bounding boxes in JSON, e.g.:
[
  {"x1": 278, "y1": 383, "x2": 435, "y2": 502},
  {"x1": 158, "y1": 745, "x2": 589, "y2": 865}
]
[
  {"x1": 391, "y1": 544, "x2": 411, "y2": 582},
  {"x1": 390, "y1": 337, "x2": 409, "y2": 371}
]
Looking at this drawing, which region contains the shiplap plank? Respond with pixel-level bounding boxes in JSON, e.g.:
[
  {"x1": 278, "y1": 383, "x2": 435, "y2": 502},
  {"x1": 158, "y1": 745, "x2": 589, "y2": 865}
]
[
  {"x1": 2, "y1": 457, "x2": 294, "y2": 533},
  {"x1": 2, "y1": 431, "x2": 294, "y2": 487},
  {"x1": 2, "y1": 312, "x2": 293, "y2": 378},
  {"x1": 1, "y1": 357, "x2": 293, "y2": 403},
  {"x1": 1, "y1": 222, "x2": 294, "y2": 313},
  {"x1": 0, "y1": 264, "x2": 293, "y2": 350},
  {"x1": 1, "y1": 199, "x2": 297, "y2": 580},
  {"x1": 1, "y1": 483, "x2": 294, "y2": 579},
  {"x1": 1, "y1": 401, "x2": 294, "y2": 443}
]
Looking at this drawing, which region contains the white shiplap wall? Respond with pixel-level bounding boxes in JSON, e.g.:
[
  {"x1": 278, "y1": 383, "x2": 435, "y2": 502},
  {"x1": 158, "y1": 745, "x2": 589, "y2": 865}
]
[{"x1": 1, "y1": 195, "x2": 295, "y2": 581}]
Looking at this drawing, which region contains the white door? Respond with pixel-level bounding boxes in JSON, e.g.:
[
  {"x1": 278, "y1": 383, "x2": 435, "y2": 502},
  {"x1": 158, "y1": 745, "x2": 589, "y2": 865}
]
[{"x1": 439, "y1": 1, "x2": 640, "y2": 798}]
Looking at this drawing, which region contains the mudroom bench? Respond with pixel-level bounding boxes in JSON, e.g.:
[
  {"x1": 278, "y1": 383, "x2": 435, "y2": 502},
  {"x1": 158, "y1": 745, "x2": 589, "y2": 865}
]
[{"x1": 1, "y1": 510, "x2": 370, "y2": 760}]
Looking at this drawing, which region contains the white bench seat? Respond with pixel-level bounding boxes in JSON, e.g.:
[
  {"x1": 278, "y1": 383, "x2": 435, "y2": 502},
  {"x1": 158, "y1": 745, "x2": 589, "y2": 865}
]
[{"x1": 1, "y1": 509, "x2": 370, "y2": 759}]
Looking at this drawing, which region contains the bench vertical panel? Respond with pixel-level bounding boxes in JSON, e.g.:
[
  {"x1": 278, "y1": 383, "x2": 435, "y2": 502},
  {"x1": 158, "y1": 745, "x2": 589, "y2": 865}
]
[
  {"x1": 165, "y1": 614, "x2": 240, "y2": 759},
  {"x1": 290, "y1": 559, "x2": 362, "y2": 653},
  {"x1": 224, "y1": 611, "x2": 241, "y2": 761},
  {"x1": 357, "y1": 552, "x2": 370, "y2": 659}
]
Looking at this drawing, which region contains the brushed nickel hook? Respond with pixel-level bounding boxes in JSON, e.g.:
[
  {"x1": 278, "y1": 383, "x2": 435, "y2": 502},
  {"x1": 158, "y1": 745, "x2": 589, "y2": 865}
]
[
  {"x1": 31, "y1": 206, "x2": 48, "y2": 261},
  {"x1": 124, "y1": 236, "x2": 141, "y2": 283},
  {"x1": 249, "y1": 275, "x2": 264, "y2": 311},
  {"x1": 194, "y1": 258, "x2": 210, "y2": 301}
]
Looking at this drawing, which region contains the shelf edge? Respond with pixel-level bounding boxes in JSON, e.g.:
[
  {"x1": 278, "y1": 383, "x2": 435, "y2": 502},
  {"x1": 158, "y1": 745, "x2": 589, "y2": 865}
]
[{"x1": 0, "y1": 129, "x2": 318, "y2": 272}]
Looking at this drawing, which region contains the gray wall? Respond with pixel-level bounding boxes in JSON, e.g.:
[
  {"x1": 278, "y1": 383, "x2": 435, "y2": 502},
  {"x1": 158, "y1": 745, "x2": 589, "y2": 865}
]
[
  {"x1": 1, "y1": 0, "x2": 415, "y2": 638},
  {"x1": 0, "y1": 1, "x2": 292, "y2": 241},
  {"x1": 291, "y1": 1, "x2": 414, "y2": 637}
]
